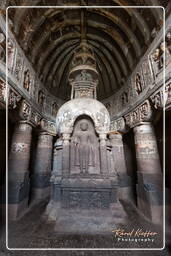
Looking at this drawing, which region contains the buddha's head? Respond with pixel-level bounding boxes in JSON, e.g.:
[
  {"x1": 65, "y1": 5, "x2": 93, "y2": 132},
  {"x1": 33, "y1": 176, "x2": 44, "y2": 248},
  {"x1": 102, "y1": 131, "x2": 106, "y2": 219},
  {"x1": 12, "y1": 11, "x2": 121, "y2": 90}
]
[{"x1": 80, "y1": 121, "x2": 88, "y2": 131}]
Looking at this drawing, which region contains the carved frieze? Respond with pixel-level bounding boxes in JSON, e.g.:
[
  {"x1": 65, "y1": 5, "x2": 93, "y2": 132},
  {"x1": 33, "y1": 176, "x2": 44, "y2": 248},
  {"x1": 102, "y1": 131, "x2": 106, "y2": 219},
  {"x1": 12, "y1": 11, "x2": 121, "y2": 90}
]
[
  {"x1": 124, "y1": 100, "x2": 152, "y2": 128},
  {"x1": 52, "y1": 102, "x2": 58, "y2": 117},
  {"x1": 165, "y1": 30, "x2": 171, "y2": 66},
  {"x1": 8, "y1": 38, "x2": 15, "y2": 72},
  {"x1": 150, "y1": 89, "x2": 164, "y2": 109},
  {"x1": 121, "y1": 91, "x2": 128, "y2": 106},
  {"x1": 18, "y1": 100, "x2": 42, "y2": 127},
  {"x1": 14, "y1": 52, "x2": 23, "y2": 81},
  {"x1": 63, "y1": 190, "x2": 110, "y2": 209},
  {"x1": 0, "y1": 78, "x2": 6, "y2": 103},
  {"x1": 142, "y1": 58, "x2": 153, "y2": 88},
  {"x1": 8, "y1": 87, "x2": 22, "y2": 109},
  {"x1": 135, "y1": 72, "x2": 144, "y2": 95},
  {"x1": 165, "y1": 83, "x2": 171, "y2": 108},
  {"x1": 19, "y1": 99, "x2": 31, "y2": 120},
  {"x1": 40, "y1": 119, "x2": 56, "y2": 135},
  {"x1": 38, "y1": 90, "x2": 45, "y2": 111},
  {"x1": 0, "y1": 31, "x2": 5, "y2": 63},
  {"x1": 150, "y1": 32, "x2": 171, "y2": 81},
  {"x1": 30, "y1": 110, "x2": 41, "y2": 126},
  {"x1": 23, "y1": 69, "x2": 31, "y2": 92},
  {"x1": 110, "y1": 117, "x2": 126, "y2": 133},
  {"x1": 150, "y1": 44, "x2": 163, "y2": 78}
]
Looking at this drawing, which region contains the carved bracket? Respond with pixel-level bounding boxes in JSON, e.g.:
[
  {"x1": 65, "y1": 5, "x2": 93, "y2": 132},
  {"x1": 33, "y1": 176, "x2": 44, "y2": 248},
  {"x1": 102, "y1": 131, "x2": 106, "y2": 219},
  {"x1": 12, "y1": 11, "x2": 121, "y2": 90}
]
[
  {"x1": 124, "y1": 100, "x2": 153, "y2": 128},
  {"x1": 16, "y1": 99, "x2": 41, "y2": 128},
  {"x1": 150, "y1": 88, "x2": 164, "y2": 109},
  {"x1": 40, "y1": 118, "x2": 57, "y2": 136},
  {"x1": 18, "y1": 99, "x2": 31, "y2": 121},
  {"x1": 0, "y1": 77, "x2": 6, "y2": 104},
  {"x1": 165, "y1": 82, "x2": 171, "y2": 109},
  {"x1": 110, "y1": 117, "x2": 127, "y2": 133},
  {"x1": 8, "y1": 87, "x2": 22, "y2": 109}
]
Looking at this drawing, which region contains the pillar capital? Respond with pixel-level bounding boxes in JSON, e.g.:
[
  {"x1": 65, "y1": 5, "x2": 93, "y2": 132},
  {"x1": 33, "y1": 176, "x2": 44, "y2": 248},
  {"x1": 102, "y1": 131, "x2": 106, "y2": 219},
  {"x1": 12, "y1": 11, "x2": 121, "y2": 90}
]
[
  {"x1": 133, "y1": 121, "x2": 153, "y2": 129},
  {"x1": 39, "y1": 118, "x2": 56, "y2": 136},
  {"x1": 62, "y1": 133, "x2": 71, "y2": 141},
  {"x1": 12, "y1": 99, "x2": 41, "y2": 128},
  {"x1": 109, "y1": 132, "x2": 122, "y2": 139},
  {"x1": 16, "y1": 120, "x2": 33, "y2": 130},
  {"x1": 125, "y1": 100, "x2": 153, "y2": 129},
  {"x1": 110, "y1": 117, "x2": 127, "y2": 134},
  {"x1": 99, "y1": 133, "x2": 107, "y2": 140}
]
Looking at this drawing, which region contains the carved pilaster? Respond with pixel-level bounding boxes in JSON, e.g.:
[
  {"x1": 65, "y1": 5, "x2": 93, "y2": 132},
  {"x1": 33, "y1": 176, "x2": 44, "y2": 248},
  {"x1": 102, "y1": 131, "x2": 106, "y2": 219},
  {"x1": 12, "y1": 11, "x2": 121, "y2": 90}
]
[{"x1": 110, "y1": 117, "x2": 127, "y2": 133}]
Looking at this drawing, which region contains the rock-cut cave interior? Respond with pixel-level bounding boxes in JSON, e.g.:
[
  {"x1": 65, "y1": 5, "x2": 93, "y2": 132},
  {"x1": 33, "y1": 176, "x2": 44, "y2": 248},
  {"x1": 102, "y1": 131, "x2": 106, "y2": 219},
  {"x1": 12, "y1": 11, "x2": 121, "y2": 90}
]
[{"x1": 0, "y1": 1, "x2": 171, "y2": 255}]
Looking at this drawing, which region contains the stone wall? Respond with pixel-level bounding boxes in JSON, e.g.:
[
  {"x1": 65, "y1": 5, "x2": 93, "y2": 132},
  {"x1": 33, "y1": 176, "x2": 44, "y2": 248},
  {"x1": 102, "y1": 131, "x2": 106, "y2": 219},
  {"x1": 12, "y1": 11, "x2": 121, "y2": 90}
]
[
  {"x1": 0, "y1": 14, "x2": 64, "y2": 123},
  {"x1": 103, "y1": 13, "x2": 171, "y2": 120}
]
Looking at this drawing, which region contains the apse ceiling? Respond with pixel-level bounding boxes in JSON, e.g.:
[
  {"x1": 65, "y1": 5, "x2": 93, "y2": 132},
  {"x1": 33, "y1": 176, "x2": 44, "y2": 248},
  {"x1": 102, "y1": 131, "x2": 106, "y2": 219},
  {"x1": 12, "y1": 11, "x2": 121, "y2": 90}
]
[{"x1": 6, "y1": 0, "x2": 169, "y2": 101}]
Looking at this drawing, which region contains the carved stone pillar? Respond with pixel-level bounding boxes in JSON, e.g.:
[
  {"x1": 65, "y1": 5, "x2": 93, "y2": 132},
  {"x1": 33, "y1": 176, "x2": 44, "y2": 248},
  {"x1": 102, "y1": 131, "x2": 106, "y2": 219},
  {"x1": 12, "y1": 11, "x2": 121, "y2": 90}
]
[
  {"x1": 31, "y1": 132, "x2": 53, "y2": 202},
  {"x1": 8, "y1": 121, "x2": 32, "y2": 220},
  {"x1": 134, "y1": 122, "x2": 163, "y2": 224},
  {"x1": 99, "y1": 133, "x2": 108, "y2": 174},
  {"x1": 62, "y1": 133, "x2": 70, "y2": 176},
  {"x1": 109, "y1": 133, "x2": 134, "y2": 202},
  {"x1": 52, "y1": 138, "x2": 63, "y2": 178}
]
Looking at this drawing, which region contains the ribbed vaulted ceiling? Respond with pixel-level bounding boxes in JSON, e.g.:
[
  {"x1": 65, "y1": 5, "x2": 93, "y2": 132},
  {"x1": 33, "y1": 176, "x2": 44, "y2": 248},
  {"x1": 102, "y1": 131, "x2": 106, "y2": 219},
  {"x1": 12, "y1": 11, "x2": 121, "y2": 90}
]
[{"x1": 7, "y1": 0, "x2": 169, "y2": 100}]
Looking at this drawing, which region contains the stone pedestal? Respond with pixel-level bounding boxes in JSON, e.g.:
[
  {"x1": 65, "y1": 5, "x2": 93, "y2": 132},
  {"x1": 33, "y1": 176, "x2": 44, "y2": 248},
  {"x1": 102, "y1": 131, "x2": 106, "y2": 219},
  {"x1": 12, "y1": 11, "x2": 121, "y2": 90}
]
[
  {"x1": 31, "y1": 132, "x2": 53, "y2": 202},
  {"x1": 109, "y1": 133, "x2": 134, "y2": 202},
  {"x1": 134, "y1": 122, "x2": 163, "y2": 224},
  {"x1": 8, "y1": 121, "x2": 32, "y2": 220}
]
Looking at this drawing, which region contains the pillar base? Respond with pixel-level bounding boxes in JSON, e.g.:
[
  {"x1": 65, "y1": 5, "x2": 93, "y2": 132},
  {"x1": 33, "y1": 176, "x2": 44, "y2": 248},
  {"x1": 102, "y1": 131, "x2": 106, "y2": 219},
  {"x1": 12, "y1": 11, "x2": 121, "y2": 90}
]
[
  {"x1": 136, "y1": 183, "x2": 163, "y2": 225},
  {"x1": 31, "y1": 187, "x2": 50, "y2": 202},
  {"x1": 8, "y1": 197, "x2": 29, "y2": 220},
  {"x1": 117, "y1": 174, "x2": 135, "y2": 202}
]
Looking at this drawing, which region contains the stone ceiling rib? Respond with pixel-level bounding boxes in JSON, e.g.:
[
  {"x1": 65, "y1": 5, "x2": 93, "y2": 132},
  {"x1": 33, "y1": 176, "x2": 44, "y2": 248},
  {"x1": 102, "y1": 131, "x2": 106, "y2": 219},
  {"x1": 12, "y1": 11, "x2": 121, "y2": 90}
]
[{"x1": 6, "y1": 0, "x2": 166, "y2": 100}]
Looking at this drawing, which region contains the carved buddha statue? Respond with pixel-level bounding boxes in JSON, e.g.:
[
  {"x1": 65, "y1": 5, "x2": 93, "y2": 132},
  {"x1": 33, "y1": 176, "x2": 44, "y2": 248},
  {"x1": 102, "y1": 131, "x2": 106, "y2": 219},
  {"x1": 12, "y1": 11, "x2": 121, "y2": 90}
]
[{"x1": 72, "y1": 120, "x2": 96, "y2": 174}]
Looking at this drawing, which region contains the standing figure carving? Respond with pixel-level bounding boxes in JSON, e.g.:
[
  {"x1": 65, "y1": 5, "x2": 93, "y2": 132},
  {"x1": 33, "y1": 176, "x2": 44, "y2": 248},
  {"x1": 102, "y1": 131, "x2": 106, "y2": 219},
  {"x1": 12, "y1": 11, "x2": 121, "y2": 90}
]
[{"x1": 72, "y1": 120, "x2": 96, "y2": 174}]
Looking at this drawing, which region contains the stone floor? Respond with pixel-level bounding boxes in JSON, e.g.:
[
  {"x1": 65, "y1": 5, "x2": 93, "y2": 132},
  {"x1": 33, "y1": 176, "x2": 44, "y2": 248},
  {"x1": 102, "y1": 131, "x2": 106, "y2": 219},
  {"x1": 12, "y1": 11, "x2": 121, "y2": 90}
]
[{"x1": 0, "y1": 199, "x2": 171, "y2": 256}]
